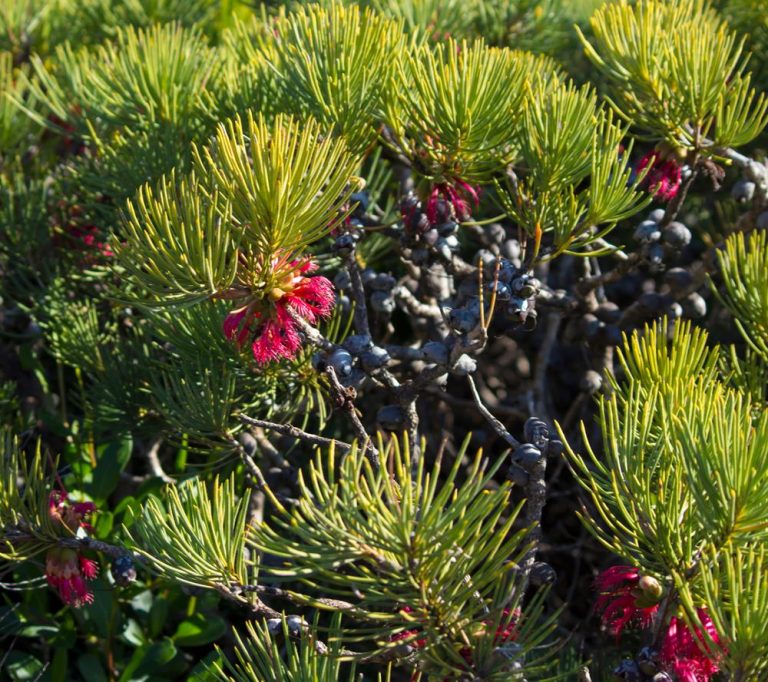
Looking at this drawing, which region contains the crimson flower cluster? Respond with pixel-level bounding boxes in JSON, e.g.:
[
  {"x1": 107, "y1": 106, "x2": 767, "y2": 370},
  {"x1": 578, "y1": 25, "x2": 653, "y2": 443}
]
[
  {"x1": 660, "y1": 609, "x2": 721, "y2": 682},
  {"x1": 595, "y1": 566, "x2": 721, "y2": 681},
  {"x1": 637, "y1": 150, "x2": 683, "y2": 202},
  {"x1": 594, "y1": 565, "x2": 662, "y2": 640},
  {"x1": 223, "y1": 255, "x2": 335, "y2": 365},
  {"x1": 425, "y1": 180, "x2": 480, "y2": 224},
  {"x1": 46, "y1": 491, "x2": 99, "y2": 607}
]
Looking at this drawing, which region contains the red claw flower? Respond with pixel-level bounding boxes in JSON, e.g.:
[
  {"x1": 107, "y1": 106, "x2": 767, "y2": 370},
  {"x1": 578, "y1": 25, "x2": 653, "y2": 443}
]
[
  {"x1": 637, "y1": 151, "x2": 682, "y2": 202},
  {"x1": 45, "y1": 547, "x2": 98, "y2": 607},
  {"x1": 660, "y1": 609, "x2": 721, "y2": 682},
  {"x1": 594, "y1": 565, "x2": 662, "y2": 641},
  {"x1": 223, "y1": 255, "x2": 334, "y2": 365},
  {"x1": 49, "y1": 490, "x2": 96, "y2": 533},
  {"x1": 426, "y1": 180, "x2": 480, "y2": 224}
]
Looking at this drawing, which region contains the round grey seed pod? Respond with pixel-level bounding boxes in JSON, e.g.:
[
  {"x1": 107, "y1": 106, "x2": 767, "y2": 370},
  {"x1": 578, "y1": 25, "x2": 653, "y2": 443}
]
[
  {"x1": 370, "y1": 273, "x2": 397, "y2": 291},
  {"x1": 633, "y1": 219, "x2": 662, "y2": 243},
  {"x1": 682, "y1": 292, "x2": 707, "y2": 319},
  {"x1": 662, "y1": 221, "x2": 692, "y2": 247},
  {"x1": 613, "y1": 660, "x2": 641, "y2": 681},
  {"x1": 647, "y1": 208, "x2": 666, "y2": 223},
  {"x1": 524, "y1": 417, "x2": 549, "y2": 446},
  {"x1": 667, "y1": 302, "x2": 683, "y2": 319},
  {"x1": 377, "y1": 405, "x2": 406, "y2": 430},
  {"x1": 423, "y1": 228, "x2": 439, "y2": 245},
  {"x1": 333, "y1": 270, "x2": 351, "y2": 290},
  {"x1": 547, "y1": 439, "x2": 564, "y2": 457},
  {"x1": 111, "y1": 555, "x2": 137, "y2": 587},
  {"x1": 501, "y1": 239, "x2": 521, "y2": 261},
  {"x1": 580, "y1": 370, "x2": 603, "y2": 395},
  {"x1": 342, "y1": 334, "x2": 373, "y2": 354},
  {"x1": 484, "y1": 223, "x2": 506, "y2": 245},
  {"x1": 664, "y1": 267, "x2": 693, "y2": 292},
  {"x1": 486, "y1": 280, "x2": 511, "y2": 301},
  {"x1": 360, "y1": 346, "x2": 390, "y2": 370},
  {"x1": 329, "y1": 348, "x2": 354, "y2": 377},
  {"x1": 646, "y1": 242, "x2": 665, "y2": 266},
  {"x1": 451, "y1": 354, "x2": 477, "y2": 376},
  {"x1": 449, "y1": 308, "x2": 478, "y2": 333},
  {"x1": 370, "y1": 291, "x2": 396, "y2": 314},
  {"x1": 595, "y1": 301, "x2": 621, "y2": 324},
  {"x1": 443, "y1": 234, "x2": 460, "y2": 250},
  {"x1": 285, "y1": 615, "x2": 304, "y2": 634},
  {"x1": 529, "y1": 561, "x2": 557, "y2": 586},
  {"x1": 512, "y1": 443, "x2": 541, "y2": 466},
  {"x1": 731, "y1": 179, "x2": 756, "y2": 203},
  {"x1": 436, "y1": 221, "x2": 459, "y2": 236},
  {"x1": 422, "y1": 341, "x2": 449, "y2": 365},
  {"x1": 506, "y1": 463, "x2": 529, "y2": 486}
]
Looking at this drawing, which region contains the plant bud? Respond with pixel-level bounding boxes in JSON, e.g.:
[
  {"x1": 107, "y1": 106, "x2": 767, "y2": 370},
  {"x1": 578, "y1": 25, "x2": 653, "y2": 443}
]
[
  {"x1": 497, "y1": 259, "x2": 516, "y2": 283},
  {"x1": 332, "y1": 234, "x2": 356, "y2": 254},
  {"x1": 267, "y1": 618, "x2": 283, "y2": 634},
  {"x1": 377, "y1": 405, "x2": 406, "y2": 430},
  {"x1": 501, "y1": 239, "x2": 521, "y2": 261},
  {"x1": 350, "y1": 191, "x2": 369, "y2": 213},
  {"x1": 647, "y1": 208, "x2": 666, "y2": 223},
  {"x1": 311, "y1": 352, "x2": 328, "y2": 372},
  {"x1": 329, "y1": 348, "x2": 353, "y2": 377},
  {"x1": 286, "y1": 615, "x2": 304, "y2": 634},
  {"x1": 333, "y1": 270, "x2": 351, "y2": 290},
  {"x1": 646, "y1": 242, "x2": 665, "y2": 266},
  {"x1": 637, "y1": 575, "x2": 663, "y2": 602}
]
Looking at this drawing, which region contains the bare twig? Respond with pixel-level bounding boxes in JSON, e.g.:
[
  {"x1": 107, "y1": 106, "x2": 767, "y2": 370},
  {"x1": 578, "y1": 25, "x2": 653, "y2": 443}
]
[
  {"x1": 466, "y1": 374, "x2": 520, "y2": 449},
  {"x1": 238, "y1": 415, "x2": 352, "y2": 453}
]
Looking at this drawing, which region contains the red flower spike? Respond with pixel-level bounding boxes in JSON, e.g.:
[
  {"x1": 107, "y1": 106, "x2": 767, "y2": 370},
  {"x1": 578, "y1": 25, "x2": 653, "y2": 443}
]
[
  {"x1": 637, "y1": 151, "x2": 682, "y2": 202},
  {"x1": 45, "y1": 547, "x2": 98, "y2": 607},
  {"x1": 594, "y1": 565, "x2": 661, "y2": 641},
  {"x1": 660, "y1": 609, "x2": 721, "y2": 682},
  {"x1": 426, "y1": 181, "x2": 481, "y2": 224},
  {"x1": 222, "y1": 255, "x2": 335, "y2": 366}
]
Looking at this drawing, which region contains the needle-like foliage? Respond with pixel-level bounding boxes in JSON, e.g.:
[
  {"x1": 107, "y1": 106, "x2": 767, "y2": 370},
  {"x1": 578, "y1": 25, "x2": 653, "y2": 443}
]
[
  {"x1": 266, "y1": 3, "x2": 406, "y2": 156},
  {"x1": 579, "y1": 0, "x2": 768, "y2": 153},
  {"x1": 215, "y1": 614, "x2": 360, "y2": 682},
  {"x1": 496, "y1": 80, "x2": 649, "y2": 258},
  {"x1": 128, "y1": 475, "x2": 254, "y2": 590},
  {"x1": 249, "y1": 437, "x2": 562, "y2": 678},
  {"x1": 385, "y1": 38, "x2": 559, "y2": 184}
]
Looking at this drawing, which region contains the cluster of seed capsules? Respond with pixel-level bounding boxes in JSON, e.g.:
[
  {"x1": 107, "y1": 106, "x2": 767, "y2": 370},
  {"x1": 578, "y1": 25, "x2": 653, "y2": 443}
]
[
  {"x1": 450, "y1": 256, "x2": 541, "y2": 331},
  {"x1": 399, "y1": 192, "x2": 463, "y2": 263}
]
